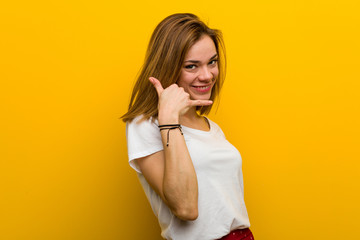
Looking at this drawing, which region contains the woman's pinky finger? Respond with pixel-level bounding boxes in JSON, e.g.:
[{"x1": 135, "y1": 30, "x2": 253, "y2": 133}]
[{"x1": 189, "y1": 99, "x2": 213, "y2": 107}]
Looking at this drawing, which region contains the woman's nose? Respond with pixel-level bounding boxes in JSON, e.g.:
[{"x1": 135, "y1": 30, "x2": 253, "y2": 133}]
[{"x1": 198, "y1": 66, "x2": 213, "y2": 81}]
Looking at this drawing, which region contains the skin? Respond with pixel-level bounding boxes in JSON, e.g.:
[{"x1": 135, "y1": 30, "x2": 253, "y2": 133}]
[{"x1": 137, "y1": 35, "x2": 219, "y2": 221}]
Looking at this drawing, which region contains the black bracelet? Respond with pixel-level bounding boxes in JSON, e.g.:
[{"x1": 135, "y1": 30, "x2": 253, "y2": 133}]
[{"x1": 158, "y1": 124, "x2": 183, "y2": 147}]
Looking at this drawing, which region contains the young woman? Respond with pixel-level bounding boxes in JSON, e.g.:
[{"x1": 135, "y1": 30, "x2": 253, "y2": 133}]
[{"x1": 122, "y1": 13, "x2": 253, "y2": 240}]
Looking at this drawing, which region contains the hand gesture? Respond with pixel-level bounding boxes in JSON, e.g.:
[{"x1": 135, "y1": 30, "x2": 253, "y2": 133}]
[{"x1": 149, "y1": 77, "x2": 212, "y2": 123}]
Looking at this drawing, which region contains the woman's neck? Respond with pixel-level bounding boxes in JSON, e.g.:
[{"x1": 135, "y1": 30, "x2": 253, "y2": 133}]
[
  {"x1": 180, "y1": 107, "x2": 198, "y2": 121},
  {"x1": 179, "y1": 108, "x2": 209, "y2": 131}
]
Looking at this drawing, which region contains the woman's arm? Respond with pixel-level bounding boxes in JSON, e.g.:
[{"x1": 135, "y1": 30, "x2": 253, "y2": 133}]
[
  {"x1": 136, "y1": 77, "x2": 212, "y2": 221},
  {"x1": 137, "y1": 132, "x2": 198, "y2": 221}
]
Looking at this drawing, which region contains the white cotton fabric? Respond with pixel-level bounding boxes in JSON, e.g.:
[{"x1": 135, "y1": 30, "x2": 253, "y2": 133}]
[{"x1": 126, "y1": 116, "x2": 250, "y2": 240}]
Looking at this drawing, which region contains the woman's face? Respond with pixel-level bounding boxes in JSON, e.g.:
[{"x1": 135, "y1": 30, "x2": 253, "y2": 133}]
[{"x1": 177, "y1": 35, "x2": 219, "y2": 101}]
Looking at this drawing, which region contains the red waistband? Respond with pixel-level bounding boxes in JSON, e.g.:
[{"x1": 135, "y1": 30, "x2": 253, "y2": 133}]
[{"x1": 218, "y1": 228, "x2": 254, "y2": 240}]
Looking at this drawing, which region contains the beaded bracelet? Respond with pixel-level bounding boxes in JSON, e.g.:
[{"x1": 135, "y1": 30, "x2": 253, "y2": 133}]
[{"x1": 158, "y1": 124, "x2": 183, "y2": 147}]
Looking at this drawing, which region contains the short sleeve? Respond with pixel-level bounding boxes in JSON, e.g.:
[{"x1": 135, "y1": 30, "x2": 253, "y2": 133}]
[{"x1": 126, "y1": 116, "x2": 163, "y2": 173}]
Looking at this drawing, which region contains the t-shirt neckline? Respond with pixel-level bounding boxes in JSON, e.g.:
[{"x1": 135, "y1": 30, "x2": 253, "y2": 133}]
[{"x1": 181, "y1": 117, "x2": 212, "y2": 134}]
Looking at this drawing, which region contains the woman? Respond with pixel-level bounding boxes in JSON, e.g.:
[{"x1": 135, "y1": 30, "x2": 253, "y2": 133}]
[{"x1": 122, "y1": 13, "x2": 253, "y2": 240}]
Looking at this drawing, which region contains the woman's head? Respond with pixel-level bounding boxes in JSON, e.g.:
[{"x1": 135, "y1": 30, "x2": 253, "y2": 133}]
[
  {"x1": 122, "y1": 13, "x2": 226, "y2": 122},
  {"x1": 177, "y1": 34, "x2": 219, "y2": 104}
]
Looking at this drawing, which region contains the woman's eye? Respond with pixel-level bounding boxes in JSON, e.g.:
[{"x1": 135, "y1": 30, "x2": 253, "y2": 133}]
[
  {"x1": 209, "y1": 59, "x2": 218, "y2": 65},
  {"x1": 185, "y1": 64, "x2": 196, "y2": 69}
]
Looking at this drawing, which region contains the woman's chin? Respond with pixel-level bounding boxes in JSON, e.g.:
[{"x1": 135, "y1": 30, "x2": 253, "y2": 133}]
[{"x1": 191, "y1": 94, "x2": 211, "y2": 101}]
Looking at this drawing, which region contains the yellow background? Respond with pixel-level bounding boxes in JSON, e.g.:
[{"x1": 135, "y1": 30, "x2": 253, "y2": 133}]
[{"x1": 1, "y1": 0, "x2": 359, "y2": 239}]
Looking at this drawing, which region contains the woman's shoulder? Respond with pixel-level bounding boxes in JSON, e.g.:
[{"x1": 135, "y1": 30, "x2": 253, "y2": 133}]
[
  {"x1": 126, "y1": 115, "x2": 159, "y2": 135},
  {"x1": 127, "y1": 115, "x2": 158, "y2": 126},
  {"x1": 205, "y1": 117, "x2": 226, "y2": 137}
]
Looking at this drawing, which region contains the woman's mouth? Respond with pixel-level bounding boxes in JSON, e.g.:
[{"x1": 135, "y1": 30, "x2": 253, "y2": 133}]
[{"x1": 192, "y1": 85, "x2": 212, "y2": 93}]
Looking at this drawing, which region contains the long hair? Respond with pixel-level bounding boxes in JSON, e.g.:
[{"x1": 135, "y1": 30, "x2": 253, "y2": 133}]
[{"x1": 121, "y1": 13, "x2": 226, "y2": 122}]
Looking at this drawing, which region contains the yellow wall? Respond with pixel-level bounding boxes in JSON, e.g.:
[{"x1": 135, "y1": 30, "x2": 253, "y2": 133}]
[{"x1": 1, "y1": 1, "x2": 359, "y2": 239}]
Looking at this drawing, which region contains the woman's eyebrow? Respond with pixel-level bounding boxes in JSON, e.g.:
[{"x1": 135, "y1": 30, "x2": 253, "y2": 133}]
[{"x1": 184, "y1": 53, "x2": 218, "y2": 63}]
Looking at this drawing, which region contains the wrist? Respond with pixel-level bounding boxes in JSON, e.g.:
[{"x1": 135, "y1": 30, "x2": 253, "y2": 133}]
[{"x1": 158, "y1": 111, "x2": 179, "y2": 125}]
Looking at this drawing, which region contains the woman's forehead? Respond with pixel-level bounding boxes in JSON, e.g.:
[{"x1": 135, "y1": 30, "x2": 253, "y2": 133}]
[{"x1": 185, "y1": 35, "x2": 217, "y2": 61}]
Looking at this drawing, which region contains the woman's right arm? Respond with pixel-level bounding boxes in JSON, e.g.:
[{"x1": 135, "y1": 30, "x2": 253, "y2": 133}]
[{"x1": 136, "y1": 77, "x2": 212, "y2": 221}]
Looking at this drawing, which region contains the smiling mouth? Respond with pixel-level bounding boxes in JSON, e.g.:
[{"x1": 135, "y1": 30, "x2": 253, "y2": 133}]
[{"x1": 192, "y1": 85, "x2": 212, "y2": 93}]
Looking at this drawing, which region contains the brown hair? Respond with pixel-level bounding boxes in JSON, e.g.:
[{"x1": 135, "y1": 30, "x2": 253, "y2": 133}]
[{"x1": 121, "y1": 13, "x2": 226, "y2": 122}]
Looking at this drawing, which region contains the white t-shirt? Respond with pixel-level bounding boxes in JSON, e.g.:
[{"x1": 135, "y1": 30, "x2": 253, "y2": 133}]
[{"x1": 126, "y1": 116, "x2": 250, "y2": 240}]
